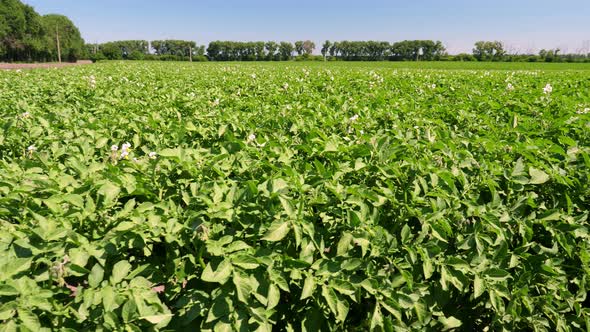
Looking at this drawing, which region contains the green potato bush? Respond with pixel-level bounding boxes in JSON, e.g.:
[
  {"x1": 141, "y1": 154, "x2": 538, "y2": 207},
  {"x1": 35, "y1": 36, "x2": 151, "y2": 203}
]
[{"x1": 0, "y1": 62, "x2": 589, "y2": 331}]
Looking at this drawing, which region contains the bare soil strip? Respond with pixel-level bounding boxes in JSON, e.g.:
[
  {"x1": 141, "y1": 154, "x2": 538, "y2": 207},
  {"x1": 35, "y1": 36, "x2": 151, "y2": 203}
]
[{"x1": 0, "y1": 60, "x2": 92, "y2": 70}]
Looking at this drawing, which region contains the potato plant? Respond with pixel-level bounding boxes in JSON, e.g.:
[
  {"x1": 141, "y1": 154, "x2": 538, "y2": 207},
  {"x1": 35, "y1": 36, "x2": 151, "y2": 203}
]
[{"x1": 0, "y1": 62, "x2": 589, "y2": 331}]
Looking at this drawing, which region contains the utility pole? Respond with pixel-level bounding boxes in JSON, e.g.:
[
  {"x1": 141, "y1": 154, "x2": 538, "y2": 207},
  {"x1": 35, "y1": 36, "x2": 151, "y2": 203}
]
[
  {"x1": 189, "y1": 45, "x2": 193, "y2": 62},
  {"x1": 56, "y1": 25, "x2": 62, "y2": 63}
]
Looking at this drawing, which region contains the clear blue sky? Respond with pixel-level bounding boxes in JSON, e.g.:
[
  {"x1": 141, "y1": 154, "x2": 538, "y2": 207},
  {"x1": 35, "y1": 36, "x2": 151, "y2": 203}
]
[{"x1": 22, "y1": 0, "x2": 590, "y2": 54}]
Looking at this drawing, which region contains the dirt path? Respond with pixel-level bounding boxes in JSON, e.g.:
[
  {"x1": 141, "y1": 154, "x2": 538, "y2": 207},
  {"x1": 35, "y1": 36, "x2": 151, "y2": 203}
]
[{"x1": 0, "y1": 60, "x2": 92, "y2": 70}]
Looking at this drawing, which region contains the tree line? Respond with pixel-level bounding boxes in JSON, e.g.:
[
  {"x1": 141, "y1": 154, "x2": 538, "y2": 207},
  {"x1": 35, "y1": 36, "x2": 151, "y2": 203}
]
[
  {"x1": 89, "y1": 40, "x2": 207, "y2": 61},
  {"x1": 1, "y1": 0, "x2": 85, "y2": 62},
  {"x1": 91, "y1": 39, "x2": 589, "y2": 63},
  {"x1": 91, "y1": 40, "x2": 447, "y2": 62}
]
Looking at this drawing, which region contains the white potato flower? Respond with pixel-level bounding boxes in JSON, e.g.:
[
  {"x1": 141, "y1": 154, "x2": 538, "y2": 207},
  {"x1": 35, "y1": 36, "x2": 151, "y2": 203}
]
[
  {"x1": 543, "y1": 83, "x2": 553, "y2": 94},
  {"x1": 149, "y1": 151, "x2": 157, "y2": 159},
  {"x1": 111, "y1": 145, "x2": 119, "y2": 152},
  {"x1": 27, "y1": 145, "x2": 36, "y2": 152},
  {"x1": 506, "y1": 83, "x2": 514, "y2": 91}
]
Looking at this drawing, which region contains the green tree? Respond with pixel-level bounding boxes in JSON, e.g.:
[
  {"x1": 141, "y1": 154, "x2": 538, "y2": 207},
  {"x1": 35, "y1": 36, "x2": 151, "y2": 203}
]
[
  {"x1": 294, "y1": 41, "x2": 304, "y2": 56},
  {"x1": 321, "y1": 40, "x2": 331, "y2": 60},
  {"x1": 302, "y1": 40, "x2": 315, "y2": 57},
  {"x1": 41, "y1": 14, "x2": 85, "y2": 62},
  {"x1": 265, "y1": 41, "x2": 278, "y2": 61},
  {"x1": 278, "y1": 41, "x2": 294, "y2": 61},
  {"x1": 472, "y1": 41, "x2": 505, "y2": 61},
  {"x1": 0, "y1": 0, "x2": 49, "y2": 62}
]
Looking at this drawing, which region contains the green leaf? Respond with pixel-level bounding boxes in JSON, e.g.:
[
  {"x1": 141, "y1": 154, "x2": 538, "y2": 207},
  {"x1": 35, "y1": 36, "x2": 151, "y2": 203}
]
[
  {"x1": 159, "y1": 148, "x2": 182, "y2": 158},
  {"x1": 0, "y1": 284, "x2": 19, "y2": 296},
  {"x1": 322, "y1": 285, "x2": 348, "y2": 322},
  {"x1": 439, "y1": 316, "x2": 462, "y2": 330},
  {"x1": 201, "y1": 259, "x2": 232, "y2": 284},
  {"x1": 341, "y1": 258, "x2": 363, "y2": 271},
  {"x1": 473, "y1": 275, "x2": 485, "y2": 299},
  {"x1": 336, "y1": 233, "x2": 353, "y2": 256},
  {"x1": 62, "y1": 194, "x2": 84, "y2": 208},
  {"x1": 88, "y1": 263, "x2": 104, "y2": 288},
  {"x1": 370, "y1": 302, "x2": 383, "y2": 330},
  {"x1": 214, "y1": 320, "x2": 233, "y2": 332},
  {"x1": 267, "y1": 284, "x2": 280, "y2": 310},
  {"x1": 0, "y1": 319, "x2": 17, "y2": 332},
  {"x1": 279, "y1": 196, "x2": 296, "y2": 217},
  {"x1": 529, "y1": 167, "x2": 550, "y2": 184},
  {"x1": 232, "y1": 272, "x2": 253, "y2": 304},
  {"x1": 511, "y1": 158, "x2": 526, "y2": 177},
  {"x1": 483, "y1": 268, "x2": 511, "y2": 281},
  {"x1": 419, "y1": 248, "x2": 434, "y2": 279},
  {"x1": 300, "y1": 275, "x2": 315, "y2": 300},
  {"x1": 231, "y1": 254, "x2": 259, "y2": 270},
  {"x1": 102, "y1": 286, "x2": 118, "y2": 312},
  {"x1": 262, "y1": 221, "x2": 291, "y2": 242},
  {"x1": 18, "y1": 308, "x2": 40, "y2": 331},
  {"x1": 98, "y1": 182, "x2": 120, "y2": 204},
  {"x1": 140, "y1": 314, "x2": 173, "y2": 324},
  {"x1": 206, "y1": 296, "x2": 232, "y2": 323},
  {"x1": 225, "y1": 241, "x2": 251, "y2": 253},
  {"x1": 122, "y1": 300, "x2": 138, "y2": 323},
  {"x1": 0, "y1": 302, "x2": 16, "y2": 321},
  {"x1": 401, "y1": 224, "x2": 412, "y2": 243},
  {"x1": 329, "y1": 279, "x2": 355, "y2": 296},
  {"x1": 111, "y1": 260, "x2": 132, "y2": 284}
]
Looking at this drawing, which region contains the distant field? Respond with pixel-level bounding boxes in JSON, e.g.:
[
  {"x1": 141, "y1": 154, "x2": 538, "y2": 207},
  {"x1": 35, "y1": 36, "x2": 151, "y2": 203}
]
[
  {"x1": 225, "y1": 60, "x2": 590, "y2": 71},
  {"x1": 0, "y1": 62, "x2": 589, "y2": 331},
  {"x1": 102, "y1": 60, "x2": 590, "y2": 71},
  {"x1": 7, "y1": 60, "x2": 590, "y2": 71},
  {"x1": 323, "y1": 61, "x2": 590, "y2": 70}
]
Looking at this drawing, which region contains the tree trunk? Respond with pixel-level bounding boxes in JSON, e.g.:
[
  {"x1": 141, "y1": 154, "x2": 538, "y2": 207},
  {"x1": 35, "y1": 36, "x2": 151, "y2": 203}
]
[{"x1": 56, "y1": 25, "x2": 62, "y2": 63}]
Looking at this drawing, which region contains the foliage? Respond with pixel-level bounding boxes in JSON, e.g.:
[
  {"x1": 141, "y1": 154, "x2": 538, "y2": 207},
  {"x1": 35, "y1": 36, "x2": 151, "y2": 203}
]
[
  {"x1": 0, "y1": 61, "x2": 589, "y2": 331},
  {"x1": 40, "y1": 14, "x2": 85, "y2": 62},
  {"x1": 0, "y1": 0, "x2": 84, "y2": 62},
  {"x1": 452, "y1": 53, "x2": 476, "y2": 62},
  {"x1": 96, "y1": 40, "x2": 149, "y2": 60},
  {"x1": 151, "y1": 40, "x2": 197, "y2": 57},
  {"x1": 390, "y1": 40, "x2": 446, "y2": 61},
  {"x1": 207, "y1": 41, "x2": 293, "y2": 61},
  {"x1": 473, "y1": 41, "x2": 506, "y2": 62}
]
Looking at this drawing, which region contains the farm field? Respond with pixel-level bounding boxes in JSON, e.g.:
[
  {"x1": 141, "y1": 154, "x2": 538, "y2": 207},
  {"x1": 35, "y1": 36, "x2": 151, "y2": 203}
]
[{"x1": 0, "y1": 61, "x2": 589, "y2": 331}]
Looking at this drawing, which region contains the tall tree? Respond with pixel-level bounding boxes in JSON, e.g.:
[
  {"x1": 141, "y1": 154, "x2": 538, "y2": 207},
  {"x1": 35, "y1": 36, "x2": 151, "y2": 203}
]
[
  {"x1": 40, "y1": 14, "x2": 84, "y2": 62},
  {"x1": 0, "y1": 0, "x2": 47, "y2": 62},
  {"x1": 294, "y1": 41, "x2": 304, "y2": 56},
  {"x1": 278, "y1": 41, "x2": 294, "y2": 61},
  {"x1": 265, "y1": 41, "x2": 278, "y2": 61},
  {"x1": 302, "y1": 40, "x2": 315, "y2": 55},
  {"x1": 321, "y1": 40, "x2": 331, "y2": 59},
  {"x1": 473, "y1": 41, "x2": 505, "y2": 61}
]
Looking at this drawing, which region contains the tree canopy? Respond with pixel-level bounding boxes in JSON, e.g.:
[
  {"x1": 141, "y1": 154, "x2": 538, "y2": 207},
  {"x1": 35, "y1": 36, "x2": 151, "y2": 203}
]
[{"x1": 0, "y1": 0, "x2": 84, "y2": 62}]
